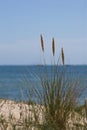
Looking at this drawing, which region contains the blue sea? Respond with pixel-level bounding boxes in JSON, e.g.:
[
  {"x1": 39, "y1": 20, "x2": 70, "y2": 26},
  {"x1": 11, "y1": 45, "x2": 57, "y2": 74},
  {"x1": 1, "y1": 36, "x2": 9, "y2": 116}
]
[{"x1": 0, "y1": 65, "x2": 87, "y2": 105}]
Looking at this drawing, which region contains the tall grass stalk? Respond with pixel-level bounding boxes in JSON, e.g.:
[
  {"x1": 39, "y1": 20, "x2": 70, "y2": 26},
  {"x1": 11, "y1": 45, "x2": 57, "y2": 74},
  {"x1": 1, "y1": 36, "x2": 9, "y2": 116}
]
[{"x1": 30, "y1": 35, "x2": 82, "y2": 130}]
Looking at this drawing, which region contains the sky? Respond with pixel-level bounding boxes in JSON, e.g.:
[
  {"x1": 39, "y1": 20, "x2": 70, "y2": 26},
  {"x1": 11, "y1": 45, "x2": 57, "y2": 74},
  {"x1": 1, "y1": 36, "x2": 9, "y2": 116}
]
[{"x1": 0, "y1": 0, "x2": 87, "y2": 65}]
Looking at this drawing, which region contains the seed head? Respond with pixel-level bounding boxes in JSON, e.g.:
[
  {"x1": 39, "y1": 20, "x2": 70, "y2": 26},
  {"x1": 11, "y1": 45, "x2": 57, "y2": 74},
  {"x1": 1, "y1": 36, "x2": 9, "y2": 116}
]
[
  {"x1": 61, "y1": 48, "x2": 64, "y2": 65},
  {"x1": 52, "y1": 38, "x2": 55, "y2": 56},
  {"x1": 40, "y1": 34, "x2": 44, "y2": 52}
]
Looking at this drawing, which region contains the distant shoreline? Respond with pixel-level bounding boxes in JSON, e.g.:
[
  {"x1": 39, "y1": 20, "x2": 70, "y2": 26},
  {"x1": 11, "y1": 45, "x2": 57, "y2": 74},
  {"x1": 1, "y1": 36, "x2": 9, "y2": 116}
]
[{"x1": 0, "y1": 64, "x2": 87, "y2": 66}]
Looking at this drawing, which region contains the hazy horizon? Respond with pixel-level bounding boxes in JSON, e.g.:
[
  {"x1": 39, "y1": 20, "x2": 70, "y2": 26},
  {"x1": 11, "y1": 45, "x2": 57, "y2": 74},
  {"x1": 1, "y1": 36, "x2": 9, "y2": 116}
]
[{"x1": 0, "y1": 0, "x2": 87, "y2": 65}]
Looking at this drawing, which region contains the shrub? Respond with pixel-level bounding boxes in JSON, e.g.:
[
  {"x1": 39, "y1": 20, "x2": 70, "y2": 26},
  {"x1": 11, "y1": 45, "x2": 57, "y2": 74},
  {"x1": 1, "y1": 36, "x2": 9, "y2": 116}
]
[{"x1": 29, "y1": 35, "x2": 82, "y2": 130}]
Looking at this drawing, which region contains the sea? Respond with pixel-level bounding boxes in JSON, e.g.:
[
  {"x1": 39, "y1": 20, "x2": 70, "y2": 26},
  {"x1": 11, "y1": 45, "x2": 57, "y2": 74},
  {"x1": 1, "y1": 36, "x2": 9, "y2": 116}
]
[{"x1": 0, "y1": 65, "x2": 87, "y2": 105}]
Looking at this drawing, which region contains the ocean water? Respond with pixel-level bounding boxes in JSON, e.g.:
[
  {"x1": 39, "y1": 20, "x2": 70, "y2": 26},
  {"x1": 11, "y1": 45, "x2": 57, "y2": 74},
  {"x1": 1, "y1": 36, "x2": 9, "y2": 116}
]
[{"x1": 0, "y1": 65, "x2": 87, "y2": 104}]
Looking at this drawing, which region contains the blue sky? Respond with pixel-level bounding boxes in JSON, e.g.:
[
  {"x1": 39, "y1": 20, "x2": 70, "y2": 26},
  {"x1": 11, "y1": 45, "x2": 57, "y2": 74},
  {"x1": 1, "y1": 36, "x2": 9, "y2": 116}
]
[{"x1": 0, "y1": 0, "x2": 87, "y2": 65}]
